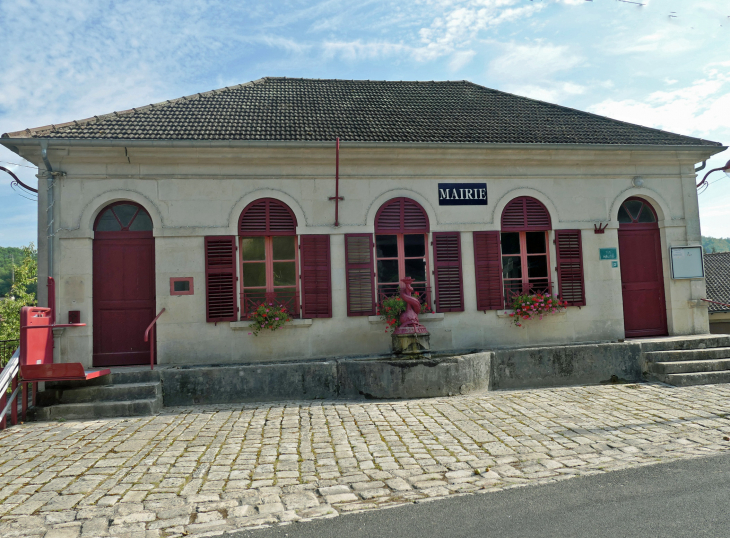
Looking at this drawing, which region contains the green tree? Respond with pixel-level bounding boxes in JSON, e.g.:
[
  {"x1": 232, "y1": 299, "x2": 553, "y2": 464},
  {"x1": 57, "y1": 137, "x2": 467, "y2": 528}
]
[{"x1": 0, "y1": 244, "x2": 37, "y2": 348}]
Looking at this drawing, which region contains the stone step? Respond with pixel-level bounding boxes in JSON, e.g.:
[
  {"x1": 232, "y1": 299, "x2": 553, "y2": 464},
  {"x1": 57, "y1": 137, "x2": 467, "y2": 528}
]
[
  {"x1": 46, "y1": 368, "x2": 161, "y2": 390},
  {"x1": 639, "y1": 335, "x2": 730, "y2": 353},
  {"x1": 655, "y1": 370, "x2": 730, "y2": 387},
  {"x1": 37, "y1": 382, "x2": 161, "y2": 406},
  {"x1": 648, "y1": 358, "x2": 730, "y2": 375},
  {"x1": 30, "y1": 398, "x2": 162, "y2": 421},
  {"x1": 644, "y1": 347, "x2": 730, "y2": 363}
]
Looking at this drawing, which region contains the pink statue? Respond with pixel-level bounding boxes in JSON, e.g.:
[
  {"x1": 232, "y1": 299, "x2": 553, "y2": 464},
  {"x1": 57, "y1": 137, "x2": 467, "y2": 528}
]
[{"x1": 394, "y1": 277, "x2": 428, "y2": 335}]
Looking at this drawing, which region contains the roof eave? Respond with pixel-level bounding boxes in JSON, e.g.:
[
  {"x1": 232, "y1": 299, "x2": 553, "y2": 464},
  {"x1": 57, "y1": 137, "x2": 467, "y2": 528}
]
[{"x1": 1, "y1": 137, "x2": 726, "y2": 156}]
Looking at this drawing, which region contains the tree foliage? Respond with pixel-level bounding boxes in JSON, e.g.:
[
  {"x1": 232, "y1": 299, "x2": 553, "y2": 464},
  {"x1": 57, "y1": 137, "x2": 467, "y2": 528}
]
[
  {"x1": 0, "y1": 246, "x2": 37, "y2": 297},
  {"x1": 0, "y1": 244, "x2": 37, "y2": 344},
  {"x1": 702, "y1": 236, "x2": 730, "y2": 254}
]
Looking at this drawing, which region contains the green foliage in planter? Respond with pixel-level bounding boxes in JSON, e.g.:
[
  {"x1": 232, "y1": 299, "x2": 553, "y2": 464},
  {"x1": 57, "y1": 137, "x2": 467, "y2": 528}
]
[
  {"x1": 509, "y1": 292, "x2": 567, "y2": 327},
  {"x1": 247, "y1": 302, "x2": 292, "y2": 336}
]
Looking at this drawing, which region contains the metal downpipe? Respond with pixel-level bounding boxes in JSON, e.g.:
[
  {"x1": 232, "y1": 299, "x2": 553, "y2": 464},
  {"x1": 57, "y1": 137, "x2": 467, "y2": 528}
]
[{"x1": 40, "y1": 140, "x2": 54, "y2": 301}]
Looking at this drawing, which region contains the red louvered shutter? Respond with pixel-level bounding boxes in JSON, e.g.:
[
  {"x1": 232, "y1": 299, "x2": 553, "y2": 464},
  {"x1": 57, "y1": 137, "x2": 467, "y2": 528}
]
[
  {"x1": 375, "y1": 198, "x2": 429, "y2": 233},
  {"x1": 239, "y1": 198, "x2": 297, "y2": 236},
  {"x1": 555, "y1": 230, "x2": 586, "y2": 306},
  {"x1": 345, "y1": 234, "x2": 376, "y2": 316},
  {"x1": 300, "y1": 235, "x2": 332, "y2": 318},
  {"x1": 501, "y1": 197, "x2": 551, "y2": 231},
  {"x1": 205, "y1": 236, "x2": 238, "y2": 322},
  {"x1": 432, "y1": 233, "x2": 464, "y2": 312},
  {"x1": 473, "y1": 231, "x2": 504, "y2": 310}
]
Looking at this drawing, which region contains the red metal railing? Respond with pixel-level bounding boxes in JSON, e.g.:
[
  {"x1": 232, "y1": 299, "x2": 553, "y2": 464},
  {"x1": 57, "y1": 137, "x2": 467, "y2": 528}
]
[
  {"x1": 241, "y1": 289, "x2": 299, "y2": 319},
  {"x1": 144, "y1": 309, "x2": 166, "y2": 371},
  {"x1": 377, "y1": 284, "x2": 432, "y2": 313},
  {"x1": 503, "y1": 280, "x2": 555, "y2": 309},
  {"x1": 701, "y1": 298, "x2": 730, "y2": 309}
]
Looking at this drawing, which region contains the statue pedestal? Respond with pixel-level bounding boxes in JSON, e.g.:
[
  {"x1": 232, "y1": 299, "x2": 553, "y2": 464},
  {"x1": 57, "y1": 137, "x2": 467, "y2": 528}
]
[{"x1": 392, "y1": 326, "x2": 430, "y2": 357}]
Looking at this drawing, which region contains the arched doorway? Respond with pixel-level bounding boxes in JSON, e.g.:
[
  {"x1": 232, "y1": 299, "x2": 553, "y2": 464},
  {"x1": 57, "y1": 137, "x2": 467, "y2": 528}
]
[
  {"x1": 617, "y1": 197, "x2": 667, "y2": 338},
  {"x1": 93, "y1": 202, "x2": 156, "y2": 366}
]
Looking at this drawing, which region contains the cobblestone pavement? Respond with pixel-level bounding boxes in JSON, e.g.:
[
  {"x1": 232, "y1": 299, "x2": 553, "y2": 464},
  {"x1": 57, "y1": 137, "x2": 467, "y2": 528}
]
[{"x1": 2, "y1": 383, "x2": 730, "y2": 538}]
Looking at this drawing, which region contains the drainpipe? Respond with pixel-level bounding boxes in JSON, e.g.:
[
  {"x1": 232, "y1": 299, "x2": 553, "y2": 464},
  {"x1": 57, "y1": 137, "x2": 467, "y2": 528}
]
[{"x1": 39, "y1": 140, "x2": 56, "y2": 307}]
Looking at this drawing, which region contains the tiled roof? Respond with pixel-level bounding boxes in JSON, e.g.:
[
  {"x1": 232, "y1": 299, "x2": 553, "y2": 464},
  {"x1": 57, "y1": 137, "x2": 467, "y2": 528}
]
[
  {"x1": 704, "y1": 252, "x2": 730, "y2": 312},
  {"x1": 2, "y1": 77, "x2": 723, "y2": 146}
]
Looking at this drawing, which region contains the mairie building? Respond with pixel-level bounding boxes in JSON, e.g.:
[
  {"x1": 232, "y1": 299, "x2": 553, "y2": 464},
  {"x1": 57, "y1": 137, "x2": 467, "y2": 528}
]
[{"x1": 2, "y1": 78, "x2": 727, "y2": 407}]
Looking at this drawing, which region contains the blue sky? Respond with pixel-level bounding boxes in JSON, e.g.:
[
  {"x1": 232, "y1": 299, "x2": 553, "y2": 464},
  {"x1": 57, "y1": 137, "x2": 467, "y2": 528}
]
[{"x1": 1, "y1": 0, "x2": 729, "y2": 247}]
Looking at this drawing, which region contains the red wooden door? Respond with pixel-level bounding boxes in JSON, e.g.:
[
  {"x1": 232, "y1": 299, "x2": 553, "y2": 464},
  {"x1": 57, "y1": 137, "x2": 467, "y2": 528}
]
[
  {"x1": 617, "y1": 198, "x2": 667, "y2": 338},
  {"x1": 93, "y1": 203, "x2": 155, "y2": 366}
]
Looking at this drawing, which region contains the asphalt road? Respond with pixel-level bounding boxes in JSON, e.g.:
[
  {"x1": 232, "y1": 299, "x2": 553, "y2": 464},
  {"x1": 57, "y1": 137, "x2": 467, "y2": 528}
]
[{"x1": 231, "y1": 452, "x2": 730, "y2": 538}]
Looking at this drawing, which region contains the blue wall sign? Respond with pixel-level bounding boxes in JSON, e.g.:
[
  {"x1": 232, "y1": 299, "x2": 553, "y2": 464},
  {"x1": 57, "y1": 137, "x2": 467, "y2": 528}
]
[
  {"x1": 438, "y1": 183, "x2": 487, "y2": 206},
  {"x1": 600, "y1": 248, "x2": 617, "y2": 260}
]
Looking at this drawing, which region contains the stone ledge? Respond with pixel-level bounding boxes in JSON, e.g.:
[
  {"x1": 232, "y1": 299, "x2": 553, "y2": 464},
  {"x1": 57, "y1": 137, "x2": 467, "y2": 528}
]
[
  {"x1": 230, "y1": 319, "x2": 313, "y2": 330},
  {"x1": 368, "y1": 313, "x2": 445, "y2": 324},
  {"x1": 496, "y1": 309, "x2": 567, "y2": 318}
]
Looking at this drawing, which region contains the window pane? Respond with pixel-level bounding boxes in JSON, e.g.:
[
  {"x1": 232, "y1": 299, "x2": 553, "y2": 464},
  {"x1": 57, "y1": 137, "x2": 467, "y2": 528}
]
[
  {"x1": 113, "y1": 204, "x2": 139, "y2": 227},
  {"x1": 624, "y1": 200, "x2": 643, "y2": 220},
  {"x1": 272, "y1": 236, "x2": 296, "y2": 260},
  {"x1": 377, "y1": 259, "x2": 399, "y2": 283},
  {"x1": 502, "y1": 256, "x2": 522, "y2": 279},
  {"x1": 173, "y1": 280, "x2": 190, "y2": 292},
  {"x1": 638, "y1": 204, "x2": 656, "y2": 223},
  {"x1": 376, "y1": 235, "x2": 398, "y2": 258},
  {"x1": 525, "y1": 232, "x2": 546, "y2": 254},
  {"x1": 403, "y1": 234, "x2": 425, "y2": 257},
  {"x1": 273, "y1": 261, "x2": 296, "y2": 286},
  {"x1": 241, "y1": 237, "x2": 265, "y2": 261},
  {"x1": 527, "y1": 255, "x2": 548, "y2": 278},
  {"x1": 501, "y1": 233, "x2": 520, "y2": 255},
  {"x1": 242, "y1": 262, "x2": 266, "y2": 287},
  {"x1": 96, "y1": 209, "x2": 121, "y2": 231},
  {"x1": 405, "y1": 258, "x2": 426, "y2": 282},
  {"x1": 129, "y1": 211, "x2": 153, "y2": 231},
  {"x1": 618, "y1": 205, "x2": 632, "y2": 223}
]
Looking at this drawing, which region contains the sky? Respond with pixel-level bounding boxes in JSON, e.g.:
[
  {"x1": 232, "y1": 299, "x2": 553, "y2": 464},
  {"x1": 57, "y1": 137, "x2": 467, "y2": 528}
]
[{"x1": 1, "y1": 0, "x2": 729, "y2": 247}]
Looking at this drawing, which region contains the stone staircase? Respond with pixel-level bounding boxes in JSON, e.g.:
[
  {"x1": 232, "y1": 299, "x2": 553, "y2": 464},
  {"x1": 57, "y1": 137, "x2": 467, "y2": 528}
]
[
  {"x1": 643, "y1": 335, "x2": 730, "y2": 387},
  {"x1": 30, "y1": 367, "x2": 163, "y2": 421}
]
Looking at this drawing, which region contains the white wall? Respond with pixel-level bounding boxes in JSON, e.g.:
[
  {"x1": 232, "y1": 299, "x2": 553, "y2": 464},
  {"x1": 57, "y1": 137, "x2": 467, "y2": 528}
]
[{"x1": 17, "y1": 143, "x2": 716, "y2": 366}]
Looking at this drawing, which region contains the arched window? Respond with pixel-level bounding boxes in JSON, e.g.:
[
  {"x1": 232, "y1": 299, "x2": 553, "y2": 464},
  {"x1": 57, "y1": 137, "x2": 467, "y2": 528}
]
[
  {"x1": 374, "y1": 197, "x2": 431, "y2": 308},
  {"x1": 239, "y1": 199, "x2": 299, "y2": 315},
  {"x1": 500, "y1": 197, "x2": 551, "y2": 301},
  {"x1": 618, "y1": 197, "x2": 657, "y2": 226},
  {"x1": 94, "y1": 202, "x2": 153, "y2": 234}
]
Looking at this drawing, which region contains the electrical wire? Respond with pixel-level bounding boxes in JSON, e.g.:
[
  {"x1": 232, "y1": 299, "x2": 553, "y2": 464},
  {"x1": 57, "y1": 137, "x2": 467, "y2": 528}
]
[{"x1": 0, "y1": 160, "x2": 35, "y2": 170}]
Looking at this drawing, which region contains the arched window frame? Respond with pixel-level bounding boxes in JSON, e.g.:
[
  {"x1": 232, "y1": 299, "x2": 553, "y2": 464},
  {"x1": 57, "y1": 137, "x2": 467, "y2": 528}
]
[
  {"x1": 617, "y1": 197, "x2": 658, "y2": 229},
  {"x1": 238, "y1": 199, "x2": 300, "y2": 317},
  {"x1": 499, "y1": 197, "x2": 553, "y2": 306},
  {"x1": 93, "y1": 201, "x2": 153, "y2": 238},
  {"x1": 374, "y1": 197, "x2": 431, "y2": 310}
]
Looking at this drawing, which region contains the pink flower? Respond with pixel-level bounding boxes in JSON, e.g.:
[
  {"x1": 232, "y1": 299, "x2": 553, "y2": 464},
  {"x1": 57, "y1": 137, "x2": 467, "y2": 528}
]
[
  {"x1": 248, "y1": 332, "x2": 252, "y2": 335},
  {"x1": 275, "y1": 317, "x2": 279, "y2": 321}
]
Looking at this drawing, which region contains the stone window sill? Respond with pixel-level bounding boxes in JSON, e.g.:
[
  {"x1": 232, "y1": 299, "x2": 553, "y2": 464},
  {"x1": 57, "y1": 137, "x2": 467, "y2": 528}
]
[
  {"x1": 368, "y1": 313, "x2": 445, "y2": 324},
  {"x1": 230, "y1": 319, "x2": 313, "y2": 330},
  {"x1": 496, "y1": 309, "x2": 566, "y2": 318}
]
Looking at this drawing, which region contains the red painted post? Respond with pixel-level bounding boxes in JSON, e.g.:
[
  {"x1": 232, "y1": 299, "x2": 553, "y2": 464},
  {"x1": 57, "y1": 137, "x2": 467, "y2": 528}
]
[
  {"x1": 10, "y1": 376, "x2": 18, "y2": 426},
  {"x1": 21, "y1": 382, "x2": 28, "y2": 422},
  {"x1": 32, "y1": 382, "x2": 37, "y2": 406}
]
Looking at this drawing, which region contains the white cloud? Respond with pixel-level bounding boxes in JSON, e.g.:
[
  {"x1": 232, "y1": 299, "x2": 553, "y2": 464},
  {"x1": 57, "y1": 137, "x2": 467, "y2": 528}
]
[
  {"x1": 449, "y1": 50, "x2": 477, "y2": 71},
  {"x1": 589, "y1": 67, "x2": 730, "y2": 139}
]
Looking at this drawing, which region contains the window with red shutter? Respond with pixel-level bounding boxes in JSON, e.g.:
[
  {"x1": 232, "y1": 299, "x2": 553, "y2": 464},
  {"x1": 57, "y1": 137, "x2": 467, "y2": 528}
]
[
  {"x1": 501, "y1": 197, "x2": 551, "y2": 231},
  {"x1": 555, "y1": 229, "x2": 586, "y2": 306},
  {"x1": 345, "y1": 234, "x2": 376, "y2": 316},
  {"x1": 300, "y1": 235, "x2": 332, "y2": 318},
  {"x1": 205, "y1": 236, "x2": 238, "y2": 322},
  {"x1": 473, "y1": 231, "x2": 504, "y2": 311},
  {"x1": 374, "y1": 198, "x2": 431, "y2": 310},
  {"x1": 239, "y1": 198, "x2": 297, "y2": 236},
  {"x1": 432, "y1": 232, "x2": 464, "y2": 312}
]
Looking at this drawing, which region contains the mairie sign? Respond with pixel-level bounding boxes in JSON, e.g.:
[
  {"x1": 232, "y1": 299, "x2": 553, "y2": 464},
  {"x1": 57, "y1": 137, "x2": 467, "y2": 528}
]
[{"x1": 438, "y1": 183, "x2": 488, "y2": 206}]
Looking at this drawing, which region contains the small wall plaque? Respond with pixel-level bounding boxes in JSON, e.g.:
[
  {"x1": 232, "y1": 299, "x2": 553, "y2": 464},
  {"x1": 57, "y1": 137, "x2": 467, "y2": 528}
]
[
  {"x1": 600, "y1": 248, "x2": 617, "y2": 260},
  {"x1": 670, "y1": 246, "x2": 704, "y2": 279},
  {"x1": 170, "y1": 277, "x2": 194, "y2": 295},
  {"x1": 438, "y1": 183, "x2": 487, "y2": 206}
]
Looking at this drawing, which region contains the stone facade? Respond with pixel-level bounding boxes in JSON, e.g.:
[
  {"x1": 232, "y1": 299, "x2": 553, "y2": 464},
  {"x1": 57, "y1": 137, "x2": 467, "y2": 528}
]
[{"x1": 5, "y1": 141, "x2": 717, "y2": 368}]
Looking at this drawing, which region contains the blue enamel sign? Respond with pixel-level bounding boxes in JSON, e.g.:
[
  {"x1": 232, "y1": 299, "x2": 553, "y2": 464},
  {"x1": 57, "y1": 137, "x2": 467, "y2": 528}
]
[
  {"x1": 438, "y1": 183, "x2": 487, "y2": 206},
  {"x1": 600, "y1": 248, "x2": 617, "y2": 260}
]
